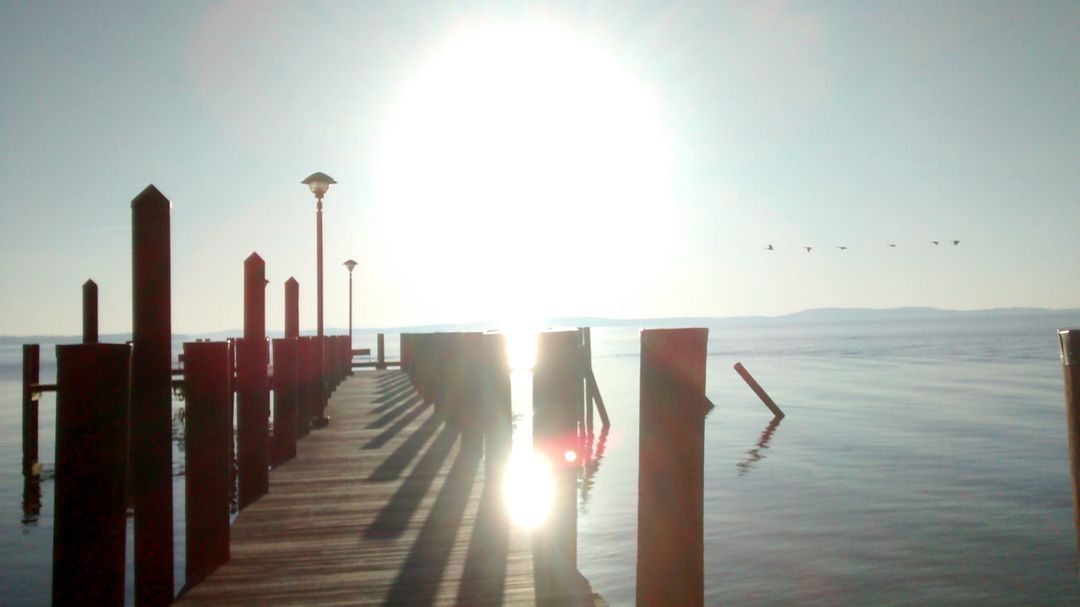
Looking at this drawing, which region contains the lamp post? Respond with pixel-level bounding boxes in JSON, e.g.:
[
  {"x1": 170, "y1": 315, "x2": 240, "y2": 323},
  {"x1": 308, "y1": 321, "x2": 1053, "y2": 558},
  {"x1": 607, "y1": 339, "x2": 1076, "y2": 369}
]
[
  {"x1": 344, "y1": 259, "x2": 358, "y2": 346},
  {"x1": 302, "y1": 171, "x2": 336, "y2": 428}
]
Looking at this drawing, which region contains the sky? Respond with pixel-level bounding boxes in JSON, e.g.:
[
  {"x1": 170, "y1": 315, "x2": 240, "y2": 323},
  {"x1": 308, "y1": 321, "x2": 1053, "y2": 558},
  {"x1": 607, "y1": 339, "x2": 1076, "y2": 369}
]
[{"x1": 1, "y1": 1, "x2": 1078, "y2": 335}]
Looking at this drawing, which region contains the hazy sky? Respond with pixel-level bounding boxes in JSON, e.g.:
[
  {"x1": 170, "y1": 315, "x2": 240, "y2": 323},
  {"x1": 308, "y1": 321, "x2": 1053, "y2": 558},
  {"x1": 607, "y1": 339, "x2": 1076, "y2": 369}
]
[{"x1": 2, "y1": 1, "x2": 1078, "y2": 335}]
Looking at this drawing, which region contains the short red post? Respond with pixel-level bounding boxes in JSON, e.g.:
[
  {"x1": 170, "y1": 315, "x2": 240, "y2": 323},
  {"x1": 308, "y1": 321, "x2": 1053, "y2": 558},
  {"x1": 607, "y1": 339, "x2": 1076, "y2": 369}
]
[{"x1": 272, "y1": 338, "x2": 299, "y2": 465}]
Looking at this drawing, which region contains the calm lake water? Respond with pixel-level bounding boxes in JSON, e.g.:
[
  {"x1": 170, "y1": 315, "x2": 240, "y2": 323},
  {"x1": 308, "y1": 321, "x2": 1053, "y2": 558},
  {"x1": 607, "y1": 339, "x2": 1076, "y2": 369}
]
[{"x1": 2, "y1": 312, "x2": 1079, "y2": 605}]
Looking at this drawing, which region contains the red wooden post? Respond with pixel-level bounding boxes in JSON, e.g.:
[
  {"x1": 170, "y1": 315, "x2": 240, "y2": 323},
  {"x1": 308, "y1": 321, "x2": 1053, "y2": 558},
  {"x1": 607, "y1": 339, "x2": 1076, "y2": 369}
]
[
  {"x1": 53, "y1": 343, "x2": 130, "y2": 606},
  {"x1": 130, "y1": 184, "x2": 174, "y2": 605},
  {"x1": 182, "y1": 341, "x2": 232, "y2": 587},
  {"x1": 21, "y1": 344, "x2": 39, "y2": 477},
  {"x1": 237, "y1": 252, "x2": 269, "y2": 509},
  {"x1": 533, "y1": 330, "x2": 584, "y2": 600},
  {"x1": 377, "y1": 333, "x2": 386, "y2": 370},
  {"x1": 284, "y1": 277, "x2": 299, "y2": 340},
  {"x1": 83, "y1": 279, "x2": 98, "y2": 344},
  {"x1": 1059, "y1": 329, "x2": 1080, "y2": 574},
  {"x1": 296, "y1": 336, "x2": 314, "y2": 438},
  {"x1": 272, "y1": 338, "x2": 299, "y2": 465},
  {"x1": 637, "y1": 328, "x2": 709, "y2": 607}
]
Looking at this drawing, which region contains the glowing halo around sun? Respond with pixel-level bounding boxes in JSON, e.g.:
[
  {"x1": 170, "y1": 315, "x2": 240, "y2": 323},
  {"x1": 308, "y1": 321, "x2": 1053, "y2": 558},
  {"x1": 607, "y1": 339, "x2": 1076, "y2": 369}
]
[{"x1": 374, "y1": 19, "x2": 677, "y2": 321}]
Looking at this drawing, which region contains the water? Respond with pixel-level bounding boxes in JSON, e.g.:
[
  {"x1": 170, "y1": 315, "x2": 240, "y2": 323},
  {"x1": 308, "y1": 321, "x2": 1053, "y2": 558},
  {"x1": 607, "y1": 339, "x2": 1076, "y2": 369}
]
[{"x1": 2, "y1": 314, "x2": 1079, "y2": 605}]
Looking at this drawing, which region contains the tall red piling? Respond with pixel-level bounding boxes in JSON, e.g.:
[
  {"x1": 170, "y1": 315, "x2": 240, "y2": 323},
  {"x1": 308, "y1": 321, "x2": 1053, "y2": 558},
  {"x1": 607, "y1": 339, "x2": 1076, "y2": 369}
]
[
  {"x1": 83, "y1": 279, "x2": 98, "y2": 344},
  {"x1": 182, "y1": 341, "x2": 232, "y2": 587},
  {"x1": 285, "y1": 277, "x2": 299, "y2": 340},
  {"x1": 237, "y1": 253, "x2": 269, "y2": 509},
  {"x1": 637, "y1": 328, "x2": 710, "y2": 607},
  {"x1": 130, "y1": 184, "x2": 174, "y2": 605},
  {"x1": 21, "y1": 344, "x2": 39, "y2": 477},
  {"x1": 1059, "y1": 329, "x2": 1080, "y2": 574},
  {"x1": 53, "y1": 343, "x2": 130, "y2": 606}
]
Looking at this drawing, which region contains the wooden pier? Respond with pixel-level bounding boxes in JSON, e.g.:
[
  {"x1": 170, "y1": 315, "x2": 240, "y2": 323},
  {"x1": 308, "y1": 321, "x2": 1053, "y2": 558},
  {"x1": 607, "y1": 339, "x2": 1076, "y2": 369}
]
[{"x1": 175, "y1": 369, "x2": 539, "y2": 606}]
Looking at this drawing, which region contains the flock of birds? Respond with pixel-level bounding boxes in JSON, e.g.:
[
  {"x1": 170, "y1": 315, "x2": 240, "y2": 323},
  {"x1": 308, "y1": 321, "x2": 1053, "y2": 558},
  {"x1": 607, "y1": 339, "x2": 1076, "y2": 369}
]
[{"x1": 766, "y1": 240, "x2": 960, "y2": 253}]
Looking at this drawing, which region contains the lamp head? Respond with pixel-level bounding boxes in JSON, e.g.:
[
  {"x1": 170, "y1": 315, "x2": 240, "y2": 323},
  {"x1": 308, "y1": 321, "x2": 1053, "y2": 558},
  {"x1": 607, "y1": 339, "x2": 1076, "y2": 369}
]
[
  {"x1": 301, "y1": 172, "x2": 337, "y2": 200},
  {"x1": 344, "y1": 259, "x2": 358, "y2": 273}
]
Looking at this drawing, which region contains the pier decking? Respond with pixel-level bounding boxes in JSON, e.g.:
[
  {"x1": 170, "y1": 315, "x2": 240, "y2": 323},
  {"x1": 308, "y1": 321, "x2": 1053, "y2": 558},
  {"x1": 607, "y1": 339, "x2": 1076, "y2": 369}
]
[{"x1": 175, "y1": 369, "x2": 536, "y2": 606}]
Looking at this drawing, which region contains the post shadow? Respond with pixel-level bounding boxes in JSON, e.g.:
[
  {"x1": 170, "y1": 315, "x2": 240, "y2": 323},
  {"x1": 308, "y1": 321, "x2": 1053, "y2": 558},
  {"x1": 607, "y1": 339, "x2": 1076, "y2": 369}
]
[
  {"x1": 365, "y1": 424, "x2": 459, "y2": 539},
  {"x1": 455, "y1": 481, "x2": 510, "y2": 605},
  {"x1": 363, "y1": 397, "x2": 432, "y2": 450},
  {"x1": 384, "y1": 437, "x2": 482, "y2": 605},
  {"x1": 367, "y1": 412, "x2": 444, "y2": 482}
]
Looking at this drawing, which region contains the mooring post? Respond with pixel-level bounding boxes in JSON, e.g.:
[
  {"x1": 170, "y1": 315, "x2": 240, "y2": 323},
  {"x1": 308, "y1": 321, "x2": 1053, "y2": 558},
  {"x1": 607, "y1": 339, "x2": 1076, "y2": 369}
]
[
  {"x1": 83, "y1": 279, "x2": 99, "y2": 344},
  {"x1": 182, "y1": 341, "x2": 232, "y2": 587},
  {"x1": 377, "y1": 333, "x2": 386, "y2": 370},
  {"x1": 638, "y1": 328, "x2": 709, "y2": 607},
  {"x1": 237, "y1": 253, "x2": 269, "y2": 509},
  {"x1": 583, "y1": 327, "x2": 594, "y2": 434},
  {"x1": 296, "y1": 336, "x2": 314, "y2": 438},
  {"x1": 272, "y1": 338, "x2": 299, "y2": 466},
  {"x1": 533, "y1": 330, "x2": 585, "y2": 601},
  {"x1": 130, "y1": 184, "x2": 174, "y2": 605},
  {"x1": 734, "y1": 362, "x2": 785, "y2": 418},
  {"x1": 285, "y1": 277, "x2": 299, "y2": 340},
  {"x1": 53, "y1": 343, "x2": 130, "y2": 607},
  {"x1": 21, "y1": 344, "x2": 39, "y2": 477},
  {"x1": 481, "y1": 332, "x2": 512, "y2": 481},
  {"x1": 1060, "y1": 329, "x2": 1080, "y2": 575}
]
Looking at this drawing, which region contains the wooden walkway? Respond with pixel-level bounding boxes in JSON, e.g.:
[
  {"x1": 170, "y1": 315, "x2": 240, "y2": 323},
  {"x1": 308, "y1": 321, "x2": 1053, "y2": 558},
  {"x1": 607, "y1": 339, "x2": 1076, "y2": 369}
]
[{"x1": 175, "y1": 370, "x2": 537, "y2": 606}]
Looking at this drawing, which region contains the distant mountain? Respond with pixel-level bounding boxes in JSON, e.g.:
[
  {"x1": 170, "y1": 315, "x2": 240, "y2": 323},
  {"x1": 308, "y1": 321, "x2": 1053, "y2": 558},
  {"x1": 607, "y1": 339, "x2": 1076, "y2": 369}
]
[{"x1": 2, "y1": 307, "x2": 1077, "y2": 340}]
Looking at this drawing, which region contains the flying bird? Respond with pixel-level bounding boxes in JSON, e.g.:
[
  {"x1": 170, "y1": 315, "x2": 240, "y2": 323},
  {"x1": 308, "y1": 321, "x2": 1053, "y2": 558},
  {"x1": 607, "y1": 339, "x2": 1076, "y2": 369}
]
[
  {"x1": 765, "y1": 244, "x2": 774, "y2": 251},
  {"x1": 803, "y1": 246, "x2": 813, "y2": 253},
  {"x1": 931, "y1": 241, "x2": 940, "y2": 245},
  {"x1": 837, "y1": 246, "x2": 848, "y2": 251},
  {"x1": 952, "y1": 240, "x2": 960, "y2": 245},
  {"x1": 887, "y1": 244, "x2": 897, "y2": 247}
]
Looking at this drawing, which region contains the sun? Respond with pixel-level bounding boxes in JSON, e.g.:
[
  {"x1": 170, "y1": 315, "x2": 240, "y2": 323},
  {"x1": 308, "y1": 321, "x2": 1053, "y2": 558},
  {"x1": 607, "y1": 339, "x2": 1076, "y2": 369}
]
[{"x1": 374, "y1": 18, "x2": 676, "y2": 320}]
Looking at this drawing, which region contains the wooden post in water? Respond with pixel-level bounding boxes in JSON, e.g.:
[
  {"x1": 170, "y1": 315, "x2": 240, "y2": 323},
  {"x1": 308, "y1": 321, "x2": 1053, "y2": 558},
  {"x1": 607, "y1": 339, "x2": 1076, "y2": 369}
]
[
  {"x1": 285, "y1": 277, "x2": 299, "y2": 340},
  {"x1": 533, "y1": 330, "x2": 584, "y2": 601},
  {"x1": 637, "y1": 328, "x2": 709, "y2": 607},
  {"x1": 130, "y1": 184, "x2": 174, "y2": 605},
  {"x1": 734, "y1": 362, "x2": 784, "y2": 418},
  {"x1": 53, "y1": 343, "x2": 130, "y2": 607},
  {"x1": 83, "y1": 279, "x2": 98, "y2": 344},
  {"x1": 1059, "y1": 329, "x2": 1080, "y2": 575},
  {"x1": 377, "y1": 333, "x2": 386, "y2": 370},
  {"x1": 182, "y1": 341, "x2": 232, "y2": 587},
  {"x1": 272, "y1": 338, "x2": 299, "y2": 466},
  {"x1": 582, "y1": 327, "x2": 594, "y2": 434},
  {"x1": 237, "y1": 252, "x2": 269, "y2": 509},
  {"x1": 21, "y1": 344, "x2": 39, "y2": 477}
]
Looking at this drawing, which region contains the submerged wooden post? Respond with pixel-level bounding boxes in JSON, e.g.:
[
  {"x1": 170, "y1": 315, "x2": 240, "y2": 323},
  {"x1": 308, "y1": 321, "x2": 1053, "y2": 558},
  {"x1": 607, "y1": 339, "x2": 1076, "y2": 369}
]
[
  {"x1": 637, "y1": 328, "x2": 709, "y2": 607},
  {"x1": 284, "y1": 277, "x2": 299, "y2": 340},
  {"x1": 53, "y1": 343, "x2": 130, "y2": 607},
  {"x1": 1060, "y1": 329, "x2": 1080, "y2": 575},
  {"x1": 237, "y1": 252, "x2": 269, "y2": 509},
  {"x1": 21, "y1": 344, "x2": 39, "y2": 477},
  {"x1": 533, "y1": 330, "x2": 584, "y2": 600},
  {"x1": 83, "y1": 279, "x2": 98, "y2": 344},
  {"x1": 130, "y1": 184, "x2": 174, "y2": 605},
  {"x1": 182, "y1": 341, "x2": 232, "y2": 587},
  {"x1": 272, "y1": 338, "x2": 299, "y2": 466},
  {"x1": 734, "y1": 362, "x2": 784, "y2": 418}
]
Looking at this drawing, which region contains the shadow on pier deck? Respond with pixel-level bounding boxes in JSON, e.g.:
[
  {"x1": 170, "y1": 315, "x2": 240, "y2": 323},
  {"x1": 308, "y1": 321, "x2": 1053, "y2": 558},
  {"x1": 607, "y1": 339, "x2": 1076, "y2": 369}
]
[{"x1": 175, "y1": 369, "x2": 588, "y2": 606}]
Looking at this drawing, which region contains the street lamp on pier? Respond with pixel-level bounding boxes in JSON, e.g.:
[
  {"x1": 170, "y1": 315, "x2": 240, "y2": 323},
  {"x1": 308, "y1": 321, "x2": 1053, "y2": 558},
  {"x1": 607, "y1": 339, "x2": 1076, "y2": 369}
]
[
  {"x1": 302, "y1": 171, "x2": 336, "y2": 428},
  {"x1": 344, "y1": 259, "x2": 358, "y2": 346}
]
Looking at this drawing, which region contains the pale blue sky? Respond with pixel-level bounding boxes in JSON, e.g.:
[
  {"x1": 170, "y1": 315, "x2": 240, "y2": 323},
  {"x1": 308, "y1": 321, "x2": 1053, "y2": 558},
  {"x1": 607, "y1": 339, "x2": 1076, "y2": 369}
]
[{"x1": 2, "y1": 1, "x2": 1078, "y2": 335}]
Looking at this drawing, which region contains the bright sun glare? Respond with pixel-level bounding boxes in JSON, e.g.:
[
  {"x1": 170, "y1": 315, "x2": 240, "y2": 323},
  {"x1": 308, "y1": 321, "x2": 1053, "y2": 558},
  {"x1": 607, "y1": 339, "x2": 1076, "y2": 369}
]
[{"x1": 375, "y1": 19, "x2": 676, "y2": 319}]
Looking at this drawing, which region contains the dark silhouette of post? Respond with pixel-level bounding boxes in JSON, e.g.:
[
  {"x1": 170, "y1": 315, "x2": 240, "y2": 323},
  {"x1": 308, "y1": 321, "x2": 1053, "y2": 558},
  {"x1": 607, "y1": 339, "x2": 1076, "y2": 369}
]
[
  {"x1": 1060, "y1": 329, "x2": 1080, "y2": 574},
  {"x1": 53, "y1": 343, "x2": 130, "y2": 607},
  {"x1": 377, "y1": 333, "x2": 386, "y2": 370},
  {"x1": 296, "y1": 337, "x2": 314, "y2": 438},
  {"x1": 130, "y1": 183, "x2": 174, "y2": 605},
  {"x1": 637, "y1": 328, "x2": 709, "y2": 607},
  {"x1": 481, "y1": 333, "x2": 511, "y2": 480},
  {"x1": 182, "y1": 341, "x2": 232, "y2": 587},
  {"x1": 21, "y1": 344, "x2": 39, "y2": 477},
  {"x1": 272, "y1": 338, "x2": 299, "y2": 465},
  {"x1": 83, "y1": 279, "x2": 98, "y2": 344},
  {"x1": 285, "y1": 277, "x2": 299, "y2": 340},
  {"x1": 237, "y1": 253, "x2": 269, "y2": 509},
  {"x1": 734, "y1": 362, "x2": 784, "y2": 418},
  {"x1": 533, "y1": 330, "x2": 583, "y2": 601},
  {"x1": 582, "y1": 327, "x2": 594, "y2": 434}
]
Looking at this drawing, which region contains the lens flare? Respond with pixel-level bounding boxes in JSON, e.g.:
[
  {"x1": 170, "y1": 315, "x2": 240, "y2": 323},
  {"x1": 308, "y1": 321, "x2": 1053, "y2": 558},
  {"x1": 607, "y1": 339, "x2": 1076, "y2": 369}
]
[{"x1": 502, "y1": 450, "x2": 554, "y2": 528}]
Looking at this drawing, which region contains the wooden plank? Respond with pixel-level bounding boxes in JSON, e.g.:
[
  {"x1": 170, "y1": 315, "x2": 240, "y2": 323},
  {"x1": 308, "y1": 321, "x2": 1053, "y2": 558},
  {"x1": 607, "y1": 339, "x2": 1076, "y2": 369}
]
[{"x1": 175, "y1": 370, "x2": 536, "y2": 606}]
